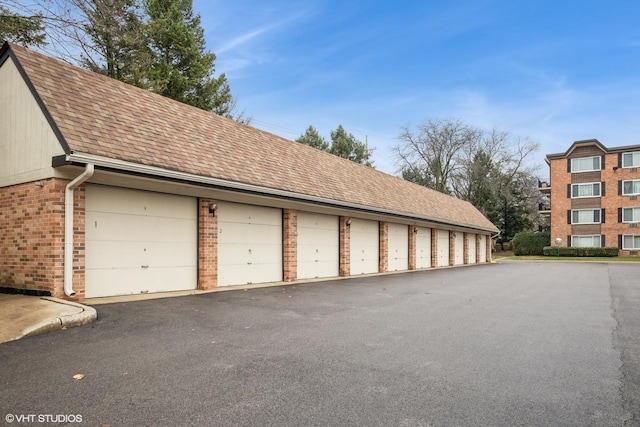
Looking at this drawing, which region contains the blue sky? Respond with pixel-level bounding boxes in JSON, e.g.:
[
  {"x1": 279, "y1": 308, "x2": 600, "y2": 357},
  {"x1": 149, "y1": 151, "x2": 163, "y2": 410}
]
[{"x1": 195, "y1": 0, "x2": 640, "y2": 176}]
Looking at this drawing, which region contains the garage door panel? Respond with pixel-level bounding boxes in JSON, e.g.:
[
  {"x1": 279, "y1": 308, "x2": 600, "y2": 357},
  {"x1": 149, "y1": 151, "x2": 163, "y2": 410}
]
[
  {"x1": 85, "y1": 185, "x2": 197, "y2": 298},
  {"x1": 388, "y1": 223, "x2": 409, "y2": 271},
  {"x1": 84, "y1": 241, "x2": 148, "y2": 269},
  {"x1": 455, "y1": 233, "x2": 464, "y2": 265},
  {"x1": 416, "y1": 227, "x2": 431, "y2": 269},
  {"x1": 479, "y1": 235, "x2": 487, "y2": 262},
  {"x1": 437, "y1": 229, "x2": 449, "y2": 267},
  {"x1": 218, "y1": 202, "x2": 282, "y2": 286},
  {"x1": 350, "y1": 218, "x2": 379, "y2": 275},
  {"x1": 468, "y1": 234, "x2": 477, "y2": 264},
  {"x1": 297, "y1": 212, "x2": 339, "y2": 280},
  {"x1": 299, "y1": 229, "x2": 338, "y2": 246},
  {"x1": 219, "y1": 222, "x2": 281, "y2": 244}
]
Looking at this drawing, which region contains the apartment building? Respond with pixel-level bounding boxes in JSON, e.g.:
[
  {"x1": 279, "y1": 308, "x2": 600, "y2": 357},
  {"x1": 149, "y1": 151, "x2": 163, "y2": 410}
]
[{"x1": 541, "y1": 139, "x2": 640, "y2": 255}]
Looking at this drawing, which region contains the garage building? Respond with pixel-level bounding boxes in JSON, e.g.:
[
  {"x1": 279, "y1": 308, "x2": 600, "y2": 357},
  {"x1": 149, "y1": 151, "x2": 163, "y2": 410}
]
[{"x1": 0, "y1": 43, "x2": 498, "y2": 300}]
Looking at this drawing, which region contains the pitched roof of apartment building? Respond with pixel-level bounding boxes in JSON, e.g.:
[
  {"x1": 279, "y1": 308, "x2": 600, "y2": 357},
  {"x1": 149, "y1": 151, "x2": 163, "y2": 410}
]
[
  {"x1": 1, "y1": 42, "x2": 497, "y2": 232},
  {"x1": 547, "y1": 138, "x2": 640, "y2": 160}
]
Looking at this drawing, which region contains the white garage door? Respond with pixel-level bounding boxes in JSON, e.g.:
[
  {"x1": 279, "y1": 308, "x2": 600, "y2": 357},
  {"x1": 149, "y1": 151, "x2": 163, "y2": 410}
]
[
  {"x1": 479, "y1": 234, "x2": 487, "y2": 263},
  {"x1": 468, "y1": 233, "x2": 477, "y2": 264},
  {"x1": 416, "y1": 227, "x2": 431, "y2": 269},
  {"x1": 218, "y1": 202, "x2": 282, "y2": 286},
  {"x1": 454, "y1": 232, "x2": 464, "y2": 265},
  {"x1": 297, "y1": 212, "x2": 339, "y2": 280},
  {"x1": 388, "y1": 223, "x2": 409, "y2": 271},
  {"x1": 85, "y1": 185, "x2": 197, "y2": 298},
  {"x1": 437, "y1": 229, "x2": 450, "y2": 267},
  {"x1": 350, "y1": 218, "x2": 379, "y2": 275}
]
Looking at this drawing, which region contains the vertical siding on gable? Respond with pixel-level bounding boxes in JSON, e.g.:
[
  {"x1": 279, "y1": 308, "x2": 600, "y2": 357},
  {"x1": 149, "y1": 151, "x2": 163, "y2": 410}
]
[{"x1": 0, "y1": 57, "x2": 64, "y2": 187}]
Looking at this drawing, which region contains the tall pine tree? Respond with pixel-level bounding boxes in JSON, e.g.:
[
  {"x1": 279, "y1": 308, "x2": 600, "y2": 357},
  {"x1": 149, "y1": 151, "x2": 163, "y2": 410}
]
[{"x1": 144, "y1": 0, "x2": 231, "y2": 114}]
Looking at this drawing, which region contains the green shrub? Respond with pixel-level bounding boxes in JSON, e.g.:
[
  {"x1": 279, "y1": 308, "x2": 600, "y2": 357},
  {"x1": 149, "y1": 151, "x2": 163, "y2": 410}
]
[
  {"x1": 542, "y1": 246, "x2": 620, "y2": 257},
  {"x1": 513, "y1": 232, "x2": 550, "y2": 256}
]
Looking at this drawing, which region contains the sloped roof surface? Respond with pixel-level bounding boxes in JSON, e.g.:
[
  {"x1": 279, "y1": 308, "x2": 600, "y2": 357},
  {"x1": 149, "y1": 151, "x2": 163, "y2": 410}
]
[{"x1": 3, "y1": 43, "x2": 497, "y2": 232}]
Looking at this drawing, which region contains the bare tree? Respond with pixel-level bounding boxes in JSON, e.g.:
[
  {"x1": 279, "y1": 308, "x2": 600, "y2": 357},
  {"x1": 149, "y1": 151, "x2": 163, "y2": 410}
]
[
  {"x1": 394, "y1": 118, "x2": 482, "y2": 194},
  {"x1": 395, "y1": 118, "x2": 543, "y2": 241}
]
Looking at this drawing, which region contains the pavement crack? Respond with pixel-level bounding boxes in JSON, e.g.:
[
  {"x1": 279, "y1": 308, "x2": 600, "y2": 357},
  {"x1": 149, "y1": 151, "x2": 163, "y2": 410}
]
[{"x1": 608, "y1": 265, "x2": 637, "y2": 427}]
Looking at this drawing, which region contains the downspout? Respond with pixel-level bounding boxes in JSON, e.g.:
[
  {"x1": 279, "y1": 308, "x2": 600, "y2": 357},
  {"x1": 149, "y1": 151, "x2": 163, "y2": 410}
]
[{"x1": 64, "y1": 164, "x2": 94, "y2": 297}]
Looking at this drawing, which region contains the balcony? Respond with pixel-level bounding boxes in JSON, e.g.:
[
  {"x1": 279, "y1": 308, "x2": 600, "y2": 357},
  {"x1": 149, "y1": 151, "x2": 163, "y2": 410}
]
[
  {"x1": 538, "y1": 180, "x2": 551, "y2": 194},
  {"x1": 538, "y1": 202, "x2": 551, "y2": 216}
]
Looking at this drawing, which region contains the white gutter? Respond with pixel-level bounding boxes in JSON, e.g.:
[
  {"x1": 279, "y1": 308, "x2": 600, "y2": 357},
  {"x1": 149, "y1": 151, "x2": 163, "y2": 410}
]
[
  {"x1": 61, "y1": 152, "x2": 498, "y2": 234},
  {"x1": 64, "y1": 163, "x2": 94, "y2": 297}
]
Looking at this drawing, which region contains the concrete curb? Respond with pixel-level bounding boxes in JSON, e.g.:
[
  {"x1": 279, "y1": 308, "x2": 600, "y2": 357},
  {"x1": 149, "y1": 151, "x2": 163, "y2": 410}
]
[{"x1": 23, "y1": 297, "x2": 97, "y2": 339}]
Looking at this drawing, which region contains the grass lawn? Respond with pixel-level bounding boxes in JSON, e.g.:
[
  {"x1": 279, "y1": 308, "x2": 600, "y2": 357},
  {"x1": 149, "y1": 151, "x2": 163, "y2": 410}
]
[{"x1": 493, "y1": 251, "x2": 640, "y2": 262}]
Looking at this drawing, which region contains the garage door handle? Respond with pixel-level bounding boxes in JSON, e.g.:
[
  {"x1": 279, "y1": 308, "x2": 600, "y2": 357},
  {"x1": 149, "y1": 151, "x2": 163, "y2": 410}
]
[{"x1": 141, "y1": 265, "x2": 149, "y2": 269}]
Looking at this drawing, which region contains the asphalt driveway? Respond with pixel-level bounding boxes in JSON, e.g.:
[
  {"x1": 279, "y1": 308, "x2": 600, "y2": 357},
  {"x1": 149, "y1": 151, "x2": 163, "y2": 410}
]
[{"x1": 1, "y1": 262, "x2": 638, "y2": 426}]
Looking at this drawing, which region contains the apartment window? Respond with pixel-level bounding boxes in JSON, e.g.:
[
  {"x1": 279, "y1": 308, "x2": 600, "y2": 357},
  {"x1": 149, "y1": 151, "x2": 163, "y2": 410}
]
[
  {"x1": 570, "y1": 156, "x2": 601, "y2": 172},
  {"x1": 622, "y1": 207, "x2": 640, "y2": 223},
  {"x1": 571, "y1": 182, "x2": 601, "y2": 198},
  {"x1": 622, "y1": 180, "x2": 640, "y2": 196},
  {"x1": 622, "y1": 152, "x2": 640, "y2": 168},
  {"x1": 622, "y1": 235, "x2": 640, "y2": 250},
  {"x1": 571, "y1": 235, "x2": 602, "y2": 247},
  {"x1": 571, "y1": 209, "x2": 601, "y2": 224}
]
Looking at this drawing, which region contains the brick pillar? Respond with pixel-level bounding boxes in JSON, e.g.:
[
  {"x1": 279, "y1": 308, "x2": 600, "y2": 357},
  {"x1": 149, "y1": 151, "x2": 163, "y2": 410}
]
[
  {"x1": 379, "y1": 221, "x2": 388, "y2": 273},
  {"x1": 449, "y1": 231, "x2": 456, "y2": 266},
  {"x1": 198, "y1": 198, "x2": 218, "y2": 290},
  {"x1": 486, "y1": 234, "x2": 492, "y2": 262},
  {"x1": 476, "y1": 234, "x2": 481, "y2": 263},
  {"x1": 408, "y1": 226, "x2": 417, "y2": 270},
  {"x1": 463, "y1": 232, "x2": 469, "y2": 264},
  {"x1": 70, "y1": 183, "x2": 87, "y2": 300},
  {"x1": 339, "y1": 217, "x2": 351, "y2": 277},
  {"x1": 283, "y1": 209, "x2": 297, "y2": 282},
  {"x1": 431, "y1": 228, "x2": 438, "y2": 268}
]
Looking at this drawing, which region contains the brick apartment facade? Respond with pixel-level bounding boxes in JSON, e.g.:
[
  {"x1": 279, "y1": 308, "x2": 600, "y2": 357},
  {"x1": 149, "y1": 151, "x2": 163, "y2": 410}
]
[{"x1": 543, "y1": 139, "x2": 640, "y2": 255}]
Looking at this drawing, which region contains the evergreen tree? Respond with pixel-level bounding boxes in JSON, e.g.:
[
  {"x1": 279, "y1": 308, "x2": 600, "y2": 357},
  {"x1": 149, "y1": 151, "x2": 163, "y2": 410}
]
[
  {"x1": 0, "y1": 5, "x2": 46, "y2": 47},
  {"x1": 144, "y1": 0, "x2": 232, "y2": 113},
  {"x1": 329, "y1": 125, "x2": 373, "y2": 167},
  {"x1": 296, "y1": 125, "x2": 329, "y2": 151},
  {"x1": 77, "y1": 0, "x2": 150, "y2": 87}
]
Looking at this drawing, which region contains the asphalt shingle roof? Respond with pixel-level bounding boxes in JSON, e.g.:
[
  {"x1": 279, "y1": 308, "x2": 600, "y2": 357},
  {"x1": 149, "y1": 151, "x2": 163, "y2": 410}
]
[{"x1": 4, "y1": 42, "x2": 497, "y2": 232}]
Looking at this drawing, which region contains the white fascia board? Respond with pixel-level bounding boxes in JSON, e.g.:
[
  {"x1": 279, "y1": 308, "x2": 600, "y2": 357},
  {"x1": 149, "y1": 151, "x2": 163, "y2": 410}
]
[{"x1": 63, "y1": 152, "x2": 497, "y2": 234}]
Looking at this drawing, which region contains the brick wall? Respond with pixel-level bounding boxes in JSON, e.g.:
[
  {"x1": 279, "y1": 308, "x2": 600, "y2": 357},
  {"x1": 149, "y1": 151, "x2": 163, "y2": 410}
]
[
  {"x1": 378, "y1": 221, "x2": 388, "y2": 273},
  {"x1": 0, "y1": 178, "x2": 77, "y2": 298},
  {"x1": 408, "y1": 226, "x2": 416, "y2": 270},
  {"x1": 550, "y1": 146, "x2": 640, "y2": 254},
  {"x1": 431, "y1": 228, "x2": 438, "y2": 267},
  {"x1": 283, "y1": 209, "x2": 297, "y2": 281},
  {"x1": 550, "y1": 157, "x2": 572, "y2": 246},
  {"x1": 339, "y1": 217, "x2": 350, "y2": 276},
  {"x1": 602, "y1": 153, "x2": 640, "y2": 254},
  {"x1": 448, "y1": 231, "x2": 455, "y2": 266},
  {"x1": 198, "y1": 198, "x2": 218, "y2": 290},
  {"x1": 463, "y1": 233, "x2": 469, "y2": 264}
]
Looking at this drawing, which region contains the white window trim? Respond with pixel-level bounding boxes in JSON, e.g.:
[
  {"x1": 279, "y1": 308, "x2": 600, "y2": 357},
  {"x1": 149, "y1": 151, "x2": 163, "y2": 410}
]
[
  {"x1": 571, "y1": 235, "x2": 602, "y2": 248},
  {"x1": 571, "y1": 156, "x2": 601, "y2": 173},
  {"x1": 571, "y1": 182, "x2": 602, "y2": 199},
  {"x1": 622, "y1": 234, "x2": 640, "y2": 250},
  {"x1": 571, "y1": 209, "x2": 601, "y2": 225},
  {"x1": 622, "y1": 207, "x2": 640, "y2": 223},
  {"x1": 622, "y1": 180, "x2": 640, "y2": 196},
  {"x1": 622, "y1": 152, "x2": 640, "y2": 169}
]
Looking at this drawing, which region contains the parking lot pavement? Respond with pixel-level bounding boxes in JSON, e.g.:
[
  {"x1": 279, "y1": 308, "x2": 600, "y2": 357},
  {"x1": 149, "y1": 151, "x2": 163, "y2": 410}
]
[{"x1": 0, "y1": 262, "x2": 638, "y2": 426}]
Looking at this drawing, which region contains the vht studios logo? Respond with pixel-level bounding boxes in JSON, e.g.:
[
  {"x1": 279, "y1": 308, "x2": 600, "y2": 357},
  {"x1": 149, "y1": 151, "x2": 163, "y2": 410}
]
[{"x1": 5, "y1": 414, "x2": 83, "y2": 423}]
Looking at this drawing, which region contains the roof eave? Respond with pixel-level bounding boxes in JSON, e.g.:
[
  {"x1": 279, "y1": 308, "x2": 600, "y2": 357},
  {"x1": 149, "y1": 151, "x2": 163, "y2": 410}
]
[{"x1": 55, "y1": 153, "x2": 498, "y2": 234}]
